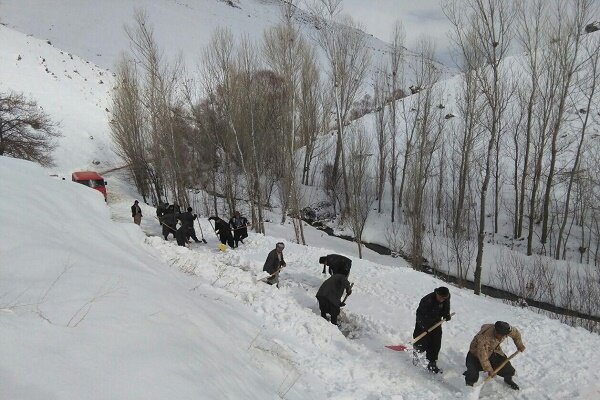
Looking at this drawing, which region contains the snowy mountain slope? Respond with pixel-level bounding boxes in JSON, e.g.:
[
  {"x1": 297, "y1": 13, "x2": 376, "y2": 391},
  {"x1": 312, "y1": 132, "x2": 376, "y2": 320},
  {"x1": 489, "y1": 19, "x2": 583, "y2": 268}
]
[
  {"x1": 3, "y1": 155, "x2": 596, "y2": 399},
  {"x1": 0, "y1": 25, "x2": 116, "y2": 172},
  {"x1": 0, "y1": 0, "x2": 411, "y2": 174},
  {"x1": 0, "y1": 0, "x2": 407, "y2": 77}
]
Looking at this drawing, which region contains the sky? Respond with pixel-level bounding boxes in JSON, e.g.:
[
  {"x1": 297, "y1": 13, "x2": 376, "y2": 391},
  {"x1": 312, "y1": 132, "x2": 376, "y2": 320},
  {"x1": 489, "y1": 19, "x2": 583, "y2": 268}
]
[{"x1": 338, "y1": 0, "x2": 455, "y2": 65}]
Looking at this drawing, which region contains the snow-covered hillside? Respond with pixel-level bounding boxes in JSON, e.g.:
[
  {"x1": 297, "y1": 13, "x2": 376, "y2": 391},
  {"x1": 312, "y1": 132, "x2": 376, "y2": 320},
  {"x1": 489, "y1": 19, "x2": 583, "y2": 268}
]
[
  {"x1": 0, "y1": 25, "x2": 115, "y2": 171},
  {"x1": 0, "y1": 0, "x2": 419, "y2": 173},
  {"x1": 0, "y1": 0, "x2": 403, "y2": 75},
  {"x1": 2, "y1": 155, "x2": 600, "y2": 399}
]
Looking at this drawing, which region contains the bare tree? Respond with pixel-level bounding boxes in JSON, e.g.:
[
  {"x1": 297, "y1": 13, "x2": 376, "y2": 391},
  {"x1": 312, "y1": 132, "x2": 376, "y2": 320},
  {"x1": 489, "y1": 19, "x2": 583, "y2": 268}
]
[
  {"x1": 263, "y1": 2, "x2": 306, "y2": 238},
  {"x1": 449, "y1": 27, "x2": 486, "y2": 238},
  {"x1": 540, "y1": 0, "x2": 596, "y2": 246},
  {"x1": 373, "y1": 67, "x2": 388, "y2": 214},
  {"x1": 556, "y1": 32, "x2": 600, "y2": 259},
  {"x1": 110, "y1": 59, "x2": 152, "y2": 203},
  {"x1": 404, "y1": 37, "x2": 444, "y2": 270},
  {"x1": 299, "y1": 45, "x2": 328, "y2": 186},
  {"x1": 445, "y1": 0, "x2": 516, "y2": 294},
  {"x1": 0, "y1": 91, "x2": 61, "y2": 166},
  {"x1": 346, "y1": 121, "x2": 375, "y2": 258},
  {"x1": 387, "y1": 21, "x2": 406, "y2": 221},
  {"x1": 314, "y1": 2, "x2": 371, "y2": 216},
  {"x1": 119, "y1": 9, "x2": 187, "y2": 206},
  {"x1": 514, "y1": 0, "x2": 548, "y2": 238}
]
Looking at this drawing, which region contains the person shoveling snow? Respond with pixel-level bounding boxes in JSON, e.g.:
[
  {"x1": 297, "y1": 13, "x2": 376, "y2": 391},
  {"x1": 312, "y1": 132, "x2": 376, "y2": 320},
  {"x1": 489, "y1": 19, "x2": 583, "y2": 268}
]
[{"x1": 464, "y1": 321, "x2": 525, "y2": 391}]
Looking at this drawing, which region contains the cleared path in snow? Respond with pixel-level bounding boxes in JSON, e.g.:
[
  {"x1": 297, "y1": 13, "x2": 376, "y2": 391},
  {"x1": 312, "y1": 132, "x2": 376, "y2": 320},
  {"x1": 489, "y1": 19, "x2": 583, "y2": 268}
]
[{"x1": 111, "y1": 198, "x2": 600, "y2": 400}]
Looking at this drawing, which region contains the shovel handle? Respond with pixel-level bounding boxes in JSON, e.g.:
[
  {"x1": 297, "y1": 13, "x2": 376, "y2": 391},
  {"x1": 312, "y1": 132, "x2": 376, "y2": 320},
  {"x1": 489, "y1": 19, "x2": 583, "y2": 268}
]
[
  {"x1": 482, "y1": 350, "x2": 521, "y2": 383},
  {"x1": 341, "y1": 282, "x2": 354, "y2": 303},
  {"x1": 412, "y1": 312, "x2": 456, "y2": 344}
]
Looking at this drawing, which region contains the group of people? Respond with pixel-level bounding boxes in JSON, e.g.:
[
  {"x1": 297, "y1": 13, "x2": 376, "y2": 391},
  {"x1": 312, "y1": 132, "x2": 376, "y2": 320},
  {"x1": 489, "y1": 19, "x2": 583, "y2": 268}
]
[
  {"x1": 208, "y1": 211, "x2": 249, "y2": 249},
  {"x1": 133, "y1": 200, "x2": 250, "y2": 250},
  {"x1": 155, "y1": 202, "x2": 202, "y2": 246},
  {"x1": 412, "y1": 286, "x2": 525, "y2": 389},
  {"x1": 262, "y1": 247, "x2": 526, "y2": 391},
  {"x1": 134, "y1": 201, "x2": 526, "y2": 392},
  {"x1": 152, "y1": 201, "x2": 250, "y2": 250}
]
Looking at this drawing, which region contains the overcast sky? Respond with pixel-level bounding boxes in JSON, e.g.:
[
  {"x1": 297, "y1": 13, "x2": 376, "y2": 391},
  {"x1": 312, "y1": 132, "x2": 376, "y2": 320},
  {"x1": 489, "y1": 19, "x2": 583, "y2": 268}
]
[{"x1": 339, "y1": 0, "x2": 455, "y2": 65}]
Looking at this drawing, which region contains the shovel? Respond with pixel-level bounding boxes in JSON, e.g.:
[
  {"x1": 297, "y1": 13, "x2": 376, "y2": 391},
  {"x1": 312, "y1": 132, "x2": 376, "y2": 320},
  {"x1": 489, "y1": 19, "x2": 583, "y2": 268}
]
[
  {"x1": 480, "y1": 350, "x2": 521, "y2": 385},
  {"x1": 195, "y1": 217, "x2": 208, "y2": 243},
  {"x1": 340, "y1": 282, "x2": 354, "y2": 307},
  {"x1": 385, "y1": 312, "x2": 456, "y2": 351},
  {"x1": 467, "y1": 351, "x2": 521, "y2": 400},
  {"x1": 190, "y1": 194, "x2": 208, "y2": 243}
]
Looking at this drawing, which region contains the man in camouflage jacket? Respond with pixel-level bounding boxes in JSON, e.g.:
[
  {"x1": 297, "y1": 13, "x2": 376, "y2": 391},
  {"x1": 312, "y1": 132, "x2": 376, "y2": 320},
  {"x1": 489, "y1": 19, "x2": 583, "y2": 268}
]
[{"x1": 464, "y1": 321, "x2": 526, "y2": 390}]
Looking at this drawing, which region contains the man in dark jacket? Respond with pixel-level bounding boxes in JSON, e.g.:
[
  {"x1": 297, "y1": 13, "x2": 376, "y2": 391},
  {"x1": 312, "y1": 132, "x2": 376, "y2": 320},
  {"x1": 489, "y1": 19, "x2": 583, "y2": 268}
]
[
  {"x1": 316, "y1": 274, "x2": 352, "y2": 325},
  {"x1": 156, "y1": 201, "x2": 169, "y2": 226},
  {"x1": 229, "y1": 211, "x2": 249, "y2": 248},
  {"x1": 177, "y1": 207, "x2": 200, "y2": 243},
  {"x1": 131, "y1": 200, "x2": 143, "y2": 225},
  {"x1": 209, "y1": 216, "x2": 234, "y2": 248},
  {"x1": 319, "y1": 254, "x2": 352, "y2": 276},
  {"x1": 162, "y1": 204, "x2": 179, "y2": 240},
  {"x1": 263, "y1": 242, "x2": 286, "y2": 287},
  {"x1": 413, "y1": 286, "x2": 451, "y2": 373}
]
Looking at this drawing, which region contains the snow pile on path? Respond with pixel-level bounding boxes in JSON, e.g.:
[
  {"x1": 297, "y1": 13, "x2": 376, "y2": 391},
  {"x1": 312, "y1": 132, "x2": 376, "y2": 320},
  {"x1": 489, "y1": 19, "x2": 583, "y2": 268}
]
[{"x1": 0, "y1": 25, "x2": 116, "y2": 172}]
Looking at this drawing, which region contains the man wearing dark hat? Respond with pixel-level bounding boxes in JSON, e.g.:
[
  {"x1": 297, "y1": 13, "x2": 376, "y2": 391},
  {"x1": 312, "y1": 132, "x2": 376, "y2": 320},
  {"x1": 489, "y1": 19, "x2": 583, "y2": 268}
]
[
  {"x1": 263, "y1": 242, "x2": 286, "y2": 287},
  {"x1": 413, "y1": 287, "x2": 452, "y2": 373},
  {"x1": 319, "y1": 254, "x2": 352, "y2": 276},
  {"x1": 131, "y1": 200, "x2": 143, "y2": 225},
  {"x1": 209, "y1": 216, "x2": 234, "y2": 248},
  {"x1": 229, "y1": 211, "x2": 249, "y2": 248},
  {"x1": 156, "y1": 201, "x2": 169, "y2": 227},
  {"x1": 176, "y1": 207, "x2": 201, "y2": 244},
  {"x1": 464, "y1": 321, "x2": 526, "y2": 390}
]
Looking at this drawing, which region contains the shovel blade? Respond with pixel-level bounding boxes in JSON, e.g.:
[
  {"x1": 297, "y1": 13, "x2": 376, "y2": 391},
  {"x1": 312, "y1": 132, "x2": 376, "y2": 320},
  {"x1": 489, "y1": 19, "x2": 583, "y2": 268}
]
[{"x1": 385, "y1": 345, "x2": 409, "y2": 352}]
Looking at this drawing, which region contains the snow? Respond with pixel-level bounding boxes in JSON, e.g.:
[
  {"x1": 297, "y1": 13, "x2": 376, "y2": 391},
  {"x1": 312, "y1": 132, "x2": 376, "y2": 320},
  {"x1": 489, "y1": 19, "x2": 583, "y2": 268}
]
[
  {"x1": 0, "y1": 24, "x2": 116, "y2": 172},
  {"x1": 2, "y1": 155, "x2": 600, "y2": 399},
  {"x1": 1, "y1": 2, "x2": 599, "y2": 398},
  {"x1": 0, "y1": 0, "x2": 402, "y2": 77}
]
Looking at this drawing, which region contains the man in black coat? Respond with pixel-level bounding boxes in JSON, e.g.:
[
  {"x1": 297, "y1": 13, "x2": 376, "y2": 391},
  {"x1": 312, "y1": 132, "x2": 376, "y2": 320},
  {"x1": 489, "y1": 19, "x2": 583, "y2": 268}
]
[
  {"x1": 263, "y1": 242, "x2": 286, "y2": 287},
  {"x1": 209, "y1": 216, "x2": 234, "y2": 248},
  {"x1": 229, "y1": 211, "x2": 249, "y2": 248},
  {"x1": 162, "y1": 204, "x2": 179, "y2": 240},
  {"x1": 316, "y1": 273, "x2": 352, "y2": 325},
  {"x1": 413, "y1": 286, "x2": 451, "y2": 373},
  {"x1": 319, "y1": 254, "x2": 352, "y2": 276},
  {"x1": 131, "y1": 200, "x2": 143, "y2": 225},
  {"x1": 177, "y1": 207, "x2": 200, "y2": 243},
  {"x1": 156, "y1": 201, "x2": 169, "y2": 226}
]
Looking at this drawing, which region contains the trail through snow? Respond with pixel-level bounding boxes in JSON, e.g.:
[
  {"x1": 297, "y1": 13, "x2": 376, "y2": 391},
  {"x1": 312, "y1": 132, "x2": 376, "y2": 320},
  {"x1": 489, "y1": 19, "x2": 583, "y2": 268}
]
[{"x1": 107, "y1": 181, "x2": 600, "y2": 399}]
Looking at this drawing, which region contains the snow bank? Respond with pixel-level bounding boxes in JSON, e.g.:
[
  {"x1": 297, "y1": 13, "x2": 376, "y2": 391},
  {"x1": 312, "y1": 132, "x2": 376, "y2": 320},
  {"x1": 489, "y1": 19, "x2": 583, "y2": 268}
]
[{"x1": 0, "y1": 156, "x2": 299, "y2": 400}]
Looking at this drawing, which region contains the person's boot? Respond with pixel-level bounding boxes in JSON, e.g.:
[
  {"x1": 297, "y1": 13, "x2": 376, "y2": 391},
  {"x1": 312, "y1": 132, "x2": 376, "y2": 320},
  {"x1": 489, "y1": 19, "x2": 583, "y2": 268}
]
[
  {"x1": 463, "y1": 371, "x2": 475, "y2": 386},
  {"x1": 427, "y1": 361, "x2": 442, "y2": 374},
  {"x1": 504, "y1": 377, "x2": 520, "y2": 390}
]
